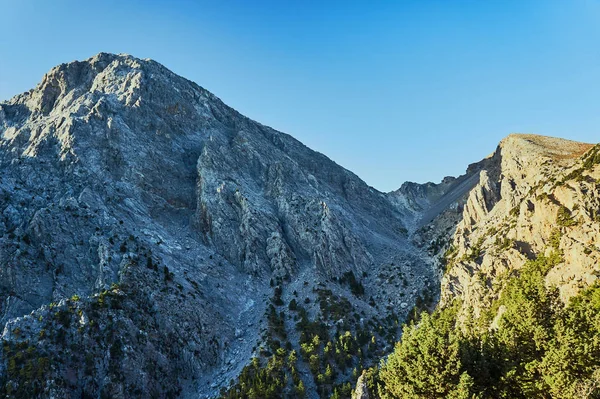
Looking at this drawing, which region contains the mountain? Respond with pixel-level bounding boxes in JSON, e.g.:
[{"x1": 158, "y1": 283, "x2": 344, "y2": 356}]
[
  {"x1": 3, "y1": 53, "x2": 598, "y2": 399},
  {"x1": 357, "y1": 134, "x2": 600, "y2": 398},
  {"x1": 0, "y1": 53, "x2": 436, "y2": 398},
  {"x1": 440, "y1": 134, "x2": 597, "y2": 308}
]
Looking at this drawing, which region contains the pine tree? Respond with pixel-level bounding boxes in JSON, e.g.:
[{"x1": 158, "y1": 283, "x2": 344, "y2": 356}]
[{"x1": 379, "y1": 307, "x2": 463, "y2": 398}]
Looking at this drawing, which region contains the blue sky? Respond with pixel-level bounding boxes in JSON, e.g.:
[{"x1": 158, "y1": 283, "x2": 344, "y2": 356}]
[{"x1": 1, "y1": 0, "x2": 599, "y2": 191}]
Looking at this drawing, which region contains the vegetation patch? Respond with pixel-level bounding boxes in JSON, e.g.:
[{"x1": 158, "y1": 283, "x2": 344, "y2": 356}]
[
  {"x1": 365, "y1": 248, "x2": 596, "y2": 399},
  {"x1": 556, "y1": 205, "x2": 577, "y2": 227}
]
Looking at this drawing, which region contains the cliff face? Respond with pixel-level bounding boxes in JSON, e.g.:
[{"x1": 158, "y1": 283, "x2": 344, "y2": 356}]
[
  {"x1": 434, "y1": 134, "x2": 599, "y2": 321},
  {"x1": 0, "y1": 53, "x2": 434, "y2": 397}
]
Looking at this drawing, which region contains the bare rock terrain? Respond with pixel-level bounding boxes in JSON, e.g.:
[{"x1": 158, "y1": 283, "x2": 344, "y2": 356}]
[{"x1": 0, "y1": 53, "x2": 434, "y2": 398}]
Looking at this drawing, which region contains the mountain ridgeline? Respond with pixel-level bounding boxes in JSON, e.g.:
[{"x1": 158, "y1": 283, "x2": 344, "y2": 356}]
[
  {"x1": 360, "y1": 136, "x2": 600, "y2": 399},
  {"x1": 0, "y1": 53, "x2": 598, "y2": 398}
]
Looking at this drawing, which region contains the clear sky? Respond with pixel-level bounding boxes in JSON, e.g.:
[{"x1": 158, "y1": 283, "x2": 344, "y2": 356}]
[{"x1": 1, "y1": 1, "x2": 599, "y2": 191}]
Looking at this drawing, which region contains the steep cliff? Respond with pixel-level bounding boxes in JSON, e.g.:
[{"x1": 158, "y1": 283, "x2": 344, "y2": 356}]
[{"x1": 440, "y1": 135, "x2": 598, "y2": 320}]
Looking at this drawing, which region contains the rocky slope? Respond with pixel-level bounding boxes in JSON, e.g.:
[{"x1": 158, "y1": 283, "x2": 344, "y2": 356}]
[
  {"x1": 388, "y1": 133, "x2": 600, "y2": 344},
  {"x1": 392, "y1": 134, "x2": 599, "y2": 307},
  {"x1": 357, "y1": 135, "x2": 600, "y2": 399},
  {"x1": 0, "y1": 53, "x2": 435, "y2": 398},
  {"x1": 434, "y1": 135, "x2": 599, "y2": 322}
]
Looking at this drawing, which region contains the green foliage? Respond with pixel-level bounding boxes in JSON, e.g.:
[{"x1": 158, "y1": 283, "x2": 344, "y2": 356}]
[
  {"x1": 272, "y1": 286, "x2": 284, "y2": 306},
  {"x1": 146, "y1": 256, "x2": 158, "y2": 271},
  {"x1": 163, "y1": 265, "x2": 173, "y2": 282},
  {"x1": 225, "y1": 283, "x2": 395, "y2": 399},
  {"x1": 441, "y1": 244, "x2": 458, "y2": 272},
  {"x1": 223, "y1": 280, "x2": 400, "y2": 398},
  {"x1": 2, "y1": 342, "x2": 50, "y2": 397},
  {"x1": 548, "y1": 228, "x2": 562, "y2": 250},
  {"x1": 428, "y1": 236, "x2": 447, "y2": 254},
  {"x1": 491, "y1": 253, "x2": 562, "y2": 396},
  {"x1": 267, "y1": 304, "x2": 286, "y2": 340},
  {"x1": 295, "y1": 307, "x2": 329, "y2": 345},
  {"x1": 561, "y1": 167, "x2": 586, "y2": 183},
  {"x1": 373, "y1": 250, "x2": 600, "y2": 399},
  {"x1": 556, "y1": 205, "x2": 577, "y2": 227},
  {"x1": 494, "y1": 236, "x2": 514, "y2": 252},
  {"x1": 557, "y1": 144, "x2": 600, "y2": 184},
  {"x1": 540, "y1": 284, "x2": 600, "y2": 398},
  {"x1": 447, "y1": 373, "x2": 476, "y2": 399},
  {"x1": 582, "y1": 144, "x2": 600, "y2": 169},
  {"x1": 54, "y1": 310, "x2": 72, "y2": 328},
  {"x1": 509, "y1": 204, "x2": 520, "y2": 217},
  {"x1": 460, "y1": 237, "x2": 484, "y2": 263},
  {"x1": 316, "y1": 289, "x2": 353, "y2": 321},
  {"x1": 220, "y1": 355, "x2": 288, "y2": 399},
  {"x1": 379, "y1": 304, "x2": 467, "y2": 398}
]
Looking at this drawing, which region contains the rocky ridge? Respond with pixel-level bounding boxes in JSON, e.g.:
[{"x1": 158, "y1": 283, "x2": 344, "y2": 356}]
[
  {"x1": 421, "y1": 134, "x2": 599, "y2": 323},
  {"x1": 348, "y1": 135, "x2": 600, "y2": 399}
]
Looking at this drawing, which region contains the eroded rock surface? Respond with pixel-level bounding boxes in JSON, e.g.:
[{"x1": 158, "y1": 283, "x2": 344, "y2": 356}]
[{"x1": 427, "y1": 135, "x2": 599, "y2": 322}]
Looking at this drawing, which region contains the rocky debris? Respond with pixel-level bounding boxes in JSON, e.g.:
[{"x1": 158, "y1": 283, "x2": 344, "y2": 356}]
[
  {"x1": 351, "y1": 370, "x2": 370, "y2": 399},
  {"x1": 352, "y1": 371, "x2": 371, "y2": 399}
]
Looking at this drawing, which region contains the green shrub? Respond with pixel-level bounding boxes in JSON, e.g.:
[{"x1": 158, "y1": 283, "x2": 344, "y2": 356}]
[
  {"x1": 548, "y1": 228, "x2": 562, "y2": 250},
  {"x1": 557, "y1": 206, "x2": 577, "y2": 227},
  {"x1": 582, "y1": 145, "x2": 600, "y2": 169}
]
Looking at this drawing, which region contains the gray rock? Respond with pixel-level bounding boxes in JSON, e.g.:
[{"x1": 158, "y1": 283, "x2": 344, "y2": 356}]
[{"x1": 0, "y1": 53, "x2": 434, "y2": 397}]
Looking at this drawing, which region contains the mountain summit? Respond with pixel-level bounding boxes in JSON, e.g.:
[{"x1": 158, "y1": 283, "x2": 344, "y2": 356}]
[{"x1": 0, "y1": 53, "x2": 434, "y2": 397}]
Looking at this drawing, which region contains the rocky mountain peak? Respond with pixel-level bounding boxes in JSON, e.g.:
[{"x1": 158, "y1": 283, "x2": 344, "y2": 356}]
[
  {"x1": 435, "y1": 133, "x2": 599, "y2": 314},
  {"x1": 0, "y1": 54, "x2": 436, "y2": 397},
  {"x1": 29, "y1": 52, "x2": 203, "y2": 114}
]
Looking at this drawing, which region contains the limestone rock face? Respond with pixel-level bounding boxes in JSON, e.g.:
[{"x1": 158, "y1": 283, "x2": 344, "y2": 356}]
[
  {"x1": 350, "y1": 135, "x2": 599, "y2": 395},
  {"x1": 435, "y1": 135, "x2": 598, "y2": 321},
  {"x1": 193, "y1": 116, "x2": 400, "y2": 279},
  {"x1": 0, "y1": 53, "x2": 433, "y2": 397}
]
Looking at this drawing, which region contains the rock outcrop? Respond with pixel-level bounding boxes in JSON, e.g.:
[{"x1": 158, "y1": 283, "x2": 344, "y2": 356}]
[
  {"x1": 432, "y1": 135, "x2": 599, "y2": 322},
  {"x1": 351, "y1": 371, "x2": 371, "y2": 399}
]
